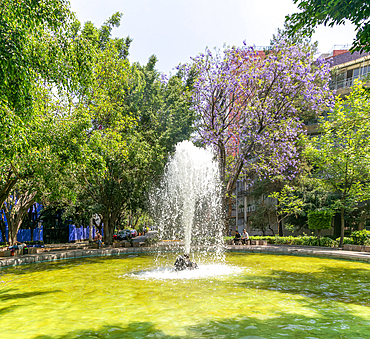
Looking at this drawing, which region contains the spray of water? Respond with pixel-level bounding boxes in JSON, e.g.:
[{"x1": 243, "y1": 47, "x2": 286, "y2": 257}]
[{"x1": 150, "y1": 141, "x2": 225, "y2": 266}]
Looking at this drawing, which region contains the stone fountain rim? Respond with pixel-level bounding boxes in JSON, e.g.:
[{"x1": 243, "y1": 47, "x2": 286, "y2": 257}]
[{"x1": 0, "y1": 244, "x2": 369, "y2": 269}]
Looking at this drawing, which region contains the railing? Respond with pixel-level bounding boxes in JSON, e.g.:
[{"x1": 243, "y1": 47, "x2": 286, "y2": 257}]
[
  {"x1": 329, "y1": 76, "x2": 353, "y2": 90},
  {"x1": 329, "y1": 75, "x2": 368, "y2": 91}
]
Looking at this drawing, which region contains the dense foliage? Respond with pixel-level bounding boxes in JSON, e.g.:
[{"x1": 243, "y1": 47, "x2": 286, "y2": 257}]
[
  {"x1": 286, "y1": 0, "x2": 370, "y2": 53},
  {"x1": 305, "y1": 80, "x2": 370, "y2": 247},
  {"x1": 307, "y1": 210, "x2": 335, "y2": 235},
  {"x1": 0, "y1": 7, "x2": 195, "y2": 245}
]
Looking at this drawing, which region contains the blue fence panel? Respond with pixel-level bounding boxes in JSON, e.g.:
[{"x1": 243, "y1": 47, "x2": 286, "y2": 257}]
[
  {"x1": 33, "y1": 227, "x2": 43, "y2": 242},
  {"x1": 69, "y1": 225, "x2": 91, "y2": 242},
  {"x1": 0, "y1": 226, "x2": 43, "y2": 242},
  {"x1": 17, "y1": 229, "x2": 31, "y2": 242},
  {"x1": 1, "y1": 226, "x2": 8, "y2": 242},
  {"x1": 69, "y1": 225, "x2": 76, "y2": 242},
  {"x1": 77, "y1": 226, "x2": 82, "y2": 240}
]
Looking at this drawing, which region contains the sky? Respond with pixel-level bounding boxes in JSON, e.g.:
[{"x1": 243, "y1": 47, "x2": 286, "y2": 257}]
[{"x1": 69, "y1": 0, "x2": 357, "y2": 75}]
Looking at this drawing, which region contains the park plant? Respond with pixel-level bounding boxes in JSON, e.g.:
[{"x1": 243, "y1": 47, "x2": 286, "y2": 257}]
[
  {"x1": 0, "y1": 0, "x2": 94, "y2": 209},
  {"x1": 286, "y1": 0, "x2": 370, "y2": 53},
  {"x1": 305, "y1": 80, "x2": 370, "y2": 247},
  {"x1": 65, "y1": 14, "x2": 196, "y2": 245},
  {"x1": 307, "y1": 209, "x2": 335, "y2": 238}
]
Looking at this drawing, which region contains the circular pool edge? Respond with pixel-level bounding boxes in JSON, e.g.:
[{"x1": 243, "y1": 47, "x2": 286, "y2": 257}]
[{"x1": 1, "y1": 244, "x2": 369, "y2": 268}]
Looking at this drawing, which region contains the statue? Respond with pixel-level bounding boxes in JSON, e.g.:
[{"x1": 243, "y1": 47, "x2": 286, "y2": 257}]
[{"x1": 174, "y1": 254, "x2": 198, "y2": 271}]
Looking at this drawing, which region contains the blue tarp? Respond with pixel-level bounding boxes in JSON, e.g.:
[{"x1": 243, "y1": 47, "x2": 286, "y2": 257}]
[
  {"x1": 0, "y1": 226, "x2": 43, "y2": 242},
  {"x1": 0, "y1": 202, "x2": 43, "y2": 242},
  {"x1": 68, "y1": 225, "x2": 102, "y2": 242},
  {"x1": 0, "y1": 223, "x2": 103, "y2": 243}
]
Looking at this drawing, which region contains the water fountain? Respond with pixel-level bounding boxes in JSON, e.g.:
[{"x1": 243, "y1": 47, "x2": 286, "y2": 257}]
[{"x1": 150, "y1": 140, "x2": 225, "y2": 269}]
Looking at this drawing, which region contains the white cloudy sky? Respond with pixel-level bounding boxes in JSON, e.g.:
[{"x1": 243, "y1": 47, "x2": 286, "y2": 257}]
[{"x1": 69, "y1": 0, "x2": 356, "y2": 74}]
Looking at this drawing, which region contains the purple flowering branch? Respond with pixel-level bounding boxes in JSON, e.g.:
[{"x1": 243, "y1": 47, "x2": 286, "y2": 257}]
[{"x1": 182, "y1": 42, "x2": 333, "y2": 216}]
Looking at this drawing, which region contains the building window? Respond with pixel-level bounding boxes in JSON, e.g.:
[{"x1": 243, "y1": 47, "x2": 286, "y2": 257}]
[{"x1": 353, "y1": 68, "x2": 360, "y2": 79}]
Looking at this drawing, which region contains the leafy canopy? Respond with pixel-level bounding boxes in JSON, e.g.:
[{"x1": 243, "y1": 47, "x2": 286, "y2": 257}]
[{"x1": 286, "y1": 0, "x2": 370, "y2": 53}]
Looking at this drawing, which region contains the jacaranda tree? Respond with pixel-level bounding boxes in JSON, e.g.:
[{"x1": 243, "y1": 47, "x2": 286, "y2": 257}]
[{"x1": 183, "y1": 42, "x2": 333, "y2": 228}]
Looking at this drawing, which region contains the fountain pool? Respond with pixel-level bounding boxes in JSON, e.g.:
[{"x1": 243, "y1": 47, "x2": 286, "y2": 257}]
[{"x1": 0, "y1": 252, "x2": 369, "y2": 339}]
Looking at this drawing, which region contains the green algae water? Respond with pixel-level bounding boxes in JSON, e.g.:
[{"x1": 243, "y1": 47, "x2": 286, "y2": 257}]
[{"x1": 0, "y1": 253, "x2": 369, "y2": 339}]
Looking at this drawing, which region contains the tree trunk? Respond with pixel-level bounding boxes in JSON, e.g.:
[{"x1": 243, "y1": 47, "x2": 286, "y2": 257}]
[
  {"x1": 102, "y1": 213, "x2": 114, "y2": 246},
  {"x1": 8, "y1": 219, "x2": 23, "y2": 245},
  {"x1": 225, "y1": 195, "x2": 234, "y2": 235},
  {"x1": 339, "y1": 207, "x2": 345, "y2": 247},
  {"x1": 317, "y1": 228, "x2": 322, "y2": 238},
  {"x1": 134, "y1": 215, "x2": 140, "y2": 227},
  {"x1": 0, "y1": 217, "x2": 7, "y2": 243},
  {"x1": 89, "y1": 217, "x2": 93, "y2": 241},
  {"x1": 104, "y1": 222, "x2": 113, "y2": 246},
  {"x1": 3, "y1": 191, "x2": 36, "y2": 245},
  {"x1": 358, "y1": 213, "x2": 365, "y2": 231},
  {"x1": 278, "y1": 219, "x2": 284, "y2": 237},
  {"x1": 0, "y1": 176, "x2": 18, "y2": 210}
]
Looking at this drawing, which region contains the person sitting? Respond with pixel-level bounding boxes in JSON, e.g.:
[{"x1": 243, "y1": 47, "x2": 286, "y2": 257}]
[
  {"x1": 94, "y1": 231, "x2": 103, "y2": 249},
  {"x1": 241, "y1": 229, "x2": 249, "y2": 245},
  {"x1": 233, "y1": 230, "x2": 242, "y2": 245},
  {"x1": 8, "y1": 241, "x2": 26, "y2": 251}
]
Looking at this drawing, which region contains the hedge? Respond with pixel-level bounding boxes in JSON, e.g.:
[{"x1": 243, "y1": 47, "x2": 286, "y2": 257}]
[
  {"x1": 224, "y1": 232, "x2": 370, "y2": 247},
  {"x1": 307, "y1": 210, "x2": 334, "y2": 230}
]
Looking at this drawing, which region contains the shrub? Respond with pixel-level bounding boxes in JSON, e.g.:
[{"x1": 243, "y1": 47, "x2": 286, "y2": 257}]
[
  {"x1": 247, "y1": 235, "x2": 338, "y2": 247},
  {"x1": 224, "y1": 235, "x2": 339, "y2": 247},
  {"x1": 318, "y1": 237, "x2": 337, "y2": 247},
  {"x1": 307, "y1": 210, "x2": 334, "y2": 234},
  {"x1": 351, "y1": 230, "x2": 370, "y2": 245},
  {"x1": 336, "y1": 237, "x2": 352, "y2": 245}
]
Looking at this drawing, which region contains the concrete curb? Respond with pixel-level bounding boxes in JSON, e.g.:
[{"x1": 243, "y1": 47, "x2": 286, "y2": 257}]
[{"x1": 0, "y1": 245, "x2": 369, "y2": 268}]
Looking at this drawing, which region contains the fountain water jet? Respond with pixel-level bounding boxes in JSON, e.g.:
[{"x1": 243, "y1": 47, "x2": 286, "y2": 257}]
[{"x1": 151, "y1": 141, "x2": 225, "y2": 265}]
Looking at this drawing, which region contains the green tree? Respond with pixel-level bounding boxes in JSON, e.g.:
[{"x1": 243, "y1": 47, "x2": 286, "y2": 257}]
[
  {"x1": 269, "y1": 185, "x2": 304, "y2": 233},
  {"x1": 286, "y1": 0, "x2": 370, "y2": 53},
  {"x1": 69, "y1": 17, "x2": 195, "y2": 245},
  {"x1": 0, "y1": 2, "x2": 94, "y2": 209},
  {"x1": 305, "y1": 80, "x2": 370, "y2": 247},
  {"x1": 0, "y1": 0, "x2": 72, "y2": 115},
  {"x1": 1, "y1": 86, "x2": 91, "y2": 245},
  {"x1": 283, "y1": 177, "x2": 338, "y2": 232}
]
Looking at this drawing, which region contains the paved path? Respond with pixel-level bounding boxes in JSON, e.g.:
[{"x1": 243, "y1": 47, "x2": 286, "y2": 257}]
[{"x1": 0, "y1": 243, "x2": 369, "y2": 268}]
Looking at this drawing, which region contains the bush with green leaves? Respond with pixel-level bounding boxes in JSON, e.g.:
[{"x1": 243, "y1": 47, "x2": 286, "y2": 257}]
[
  {"x1": 307, "y1": 210, "x2": 334, "y2": 235},
  {"x1": 336, "y1": 237, "x2": 353, "y2": 245},
  {"x1": 350, "y1": 230, "x2": 370, "y2": 245},
  {"x1": 224, "y1": 235, "x2": 338, "y2": 247}
]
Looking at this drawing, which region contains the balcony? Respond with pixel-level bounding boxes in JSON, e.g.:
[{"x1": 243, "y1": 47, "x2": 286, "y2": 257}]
[
  {"x1": 329, "y1": 76, "x2": 355, "y2": 91},
  {"x1": 329, "y1": 76, "x2": 370, "y2": 94}
]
